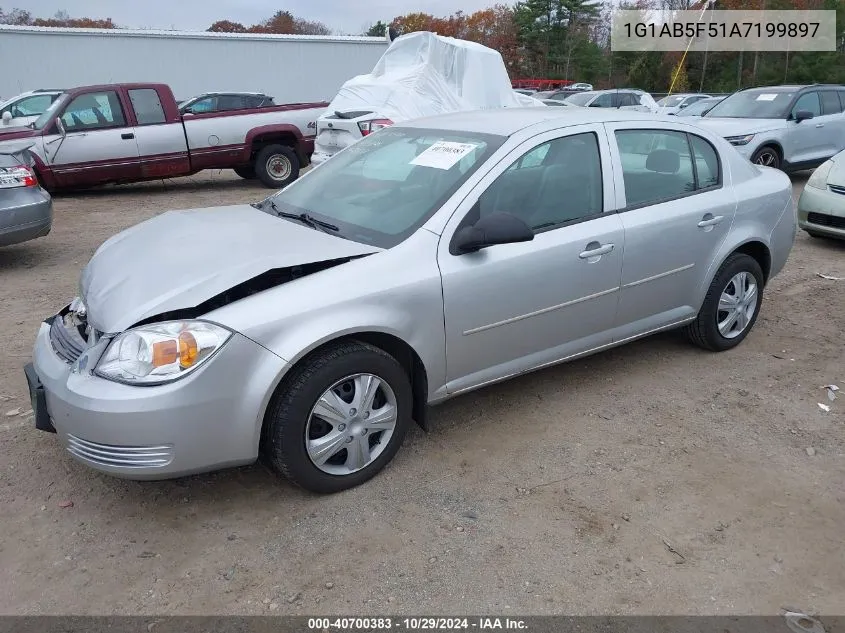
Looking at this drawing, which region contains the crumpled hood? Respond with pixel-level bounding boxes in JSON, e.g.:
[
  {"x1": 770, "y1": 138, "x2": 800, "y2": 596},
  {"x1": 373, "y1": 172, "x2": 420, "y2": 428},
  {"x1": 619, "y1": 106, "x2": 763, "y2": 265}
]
[
  {"x1": 80, "y1": 205, "x2": 381, "y2": 333},
  {"x1": 694, "y1": 117, "x2": 785, "y2": 138}
]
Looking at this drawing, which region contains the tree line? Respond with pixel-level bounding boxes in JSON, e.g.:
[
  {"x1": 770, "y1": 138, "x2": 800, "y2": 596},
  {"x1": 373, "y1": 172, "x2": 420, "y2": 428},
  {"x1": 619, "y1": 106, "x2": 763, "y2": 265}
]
[{"x1": 3, "y1": 2, "x2": 844, "y2": 92}]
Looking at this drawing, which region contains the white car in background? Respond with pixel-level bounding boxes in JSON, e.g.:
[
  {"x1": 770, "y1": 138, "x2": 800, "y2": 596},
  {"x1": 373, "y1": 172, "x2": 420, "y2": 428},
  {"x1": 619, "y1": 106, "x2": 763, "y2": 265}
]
[
  {"x1": 562, "y1": 89, "x2": 659, "y2": 113},
  {"x1": 0, "y1": 90, "x2": 64, "y2": 128},
  {"x1": 657, "y1": 93, "x2": 712, "y2": 115},
  {"x1": 312, "y1": 31, "x2": 541, "y2": 166},
  {"x1": 696, "y1": 84, "x2": 845, "y2": 171}
]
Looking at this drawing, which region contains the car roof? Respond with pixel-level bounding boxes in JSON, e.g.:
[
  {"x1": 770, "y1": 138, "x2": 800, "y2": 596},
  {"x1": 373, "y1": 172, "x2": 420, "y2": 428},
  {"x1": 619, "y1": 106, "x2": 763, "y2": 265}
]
[{"x1": 399, "y1": 107, "x2": 679, "y2": 136}]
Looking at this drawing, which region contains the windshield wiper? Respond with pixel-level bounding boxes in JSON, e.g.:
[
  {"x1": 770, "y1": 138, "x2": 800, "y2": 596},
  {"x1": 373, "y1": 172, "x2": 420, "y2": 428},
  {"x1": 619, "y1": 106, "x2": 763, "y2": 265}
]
[{"x1": 259, "y1": 200, "x2": 339, "y2": 233}]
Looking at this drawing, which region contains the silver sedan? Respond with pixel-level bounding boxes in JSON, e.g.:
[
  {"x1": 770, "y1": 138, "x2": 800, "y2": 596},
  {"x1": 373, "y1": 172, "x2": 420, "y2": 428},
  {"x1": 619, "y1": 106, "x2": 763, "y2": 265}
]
[
  {"x1": 27, "y1": 109, "x2": 796, "y2": 493},
  {"x1": 0, "y1": 142, "x2": 52, "y2": 247}
]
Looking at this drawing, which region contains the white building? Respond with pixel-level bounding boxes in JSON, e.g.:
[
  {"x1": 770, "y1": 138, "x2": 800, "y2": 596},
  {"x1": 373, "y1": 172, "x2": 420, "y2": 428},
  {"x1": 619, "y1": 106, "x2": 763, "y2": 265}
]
[{"x1": 0, "y1": 25, "x2": 389, "y2": 103}]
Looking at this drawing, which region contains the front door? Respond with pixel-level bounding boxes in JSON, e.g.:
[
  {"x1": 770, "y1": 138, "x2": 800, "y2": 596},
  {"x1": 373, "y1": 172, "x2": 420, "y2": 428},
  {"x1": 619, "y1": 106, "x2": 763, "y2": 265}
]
[
  {"x1": 605, "y1": 123, "x2": 737, "y2": 338},
  {"x1": 437, "y1": 125, "x2": 624, "y2": 394},
  {"x1": 44, "y1": 89, "x2": 140, "y2": 187}
]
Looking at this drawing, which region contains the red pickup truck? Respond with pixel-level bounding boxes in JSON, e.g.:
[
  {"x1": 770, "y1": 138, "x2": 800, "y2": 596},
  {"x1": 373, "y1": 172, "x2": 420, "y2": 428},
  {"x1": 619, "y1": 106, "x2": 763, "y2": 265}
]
[{"x1": 0, "y1": 83, "x2": 328, "y2": 191}]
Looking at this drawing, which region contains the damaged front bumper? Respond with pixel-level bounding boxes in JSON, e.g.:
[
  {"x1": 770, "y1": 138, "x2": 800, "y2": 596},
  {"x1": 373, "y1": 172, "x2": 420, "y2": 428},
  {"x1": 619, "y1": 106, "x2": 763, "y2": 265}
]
[{"x1": 29, "y1": 312, "x2": 289, "y2": 480}]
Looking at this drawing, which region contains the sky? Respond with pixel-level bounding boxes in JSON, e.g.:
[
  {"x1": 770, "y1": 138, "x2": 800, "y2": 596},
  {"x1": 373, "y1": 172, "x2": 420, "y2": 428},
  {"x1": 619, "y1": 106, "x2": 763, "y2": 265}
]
[{"x1": 21, "y1": 0, "x2": 497, "y2": 35}]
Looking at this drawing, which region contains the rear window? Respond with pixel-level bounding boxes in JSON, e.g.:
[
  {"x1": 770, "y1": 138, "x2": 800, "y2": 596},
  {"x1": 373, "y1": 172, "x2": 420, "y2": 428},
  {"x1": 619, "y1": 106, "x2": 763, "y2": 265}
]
[{"x1": 129, "y1": 89, "x2": 166, "y2": 125}]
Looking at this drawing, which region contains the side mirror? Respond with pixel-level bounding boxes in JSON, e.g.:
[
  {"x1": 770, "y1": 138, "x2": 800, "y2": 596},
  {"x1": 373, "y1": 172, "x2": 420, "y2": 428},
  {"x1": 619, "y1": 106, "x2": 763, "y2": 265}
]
[
  {"x1": 1, "y1": 111, "x2": 11, "y2": 125},
  {"x1": 56, "y1": 117, "x2": 66, "y2": 137},
  {"x1": 452, "y1": 212, "x2": 534, "y2": 255},
  {"x1": 679, "y1": 103, "x2": 688, "y2": 109},
  {"x1": 794, "y1": 110, "x2": 814, "y2": 123}
]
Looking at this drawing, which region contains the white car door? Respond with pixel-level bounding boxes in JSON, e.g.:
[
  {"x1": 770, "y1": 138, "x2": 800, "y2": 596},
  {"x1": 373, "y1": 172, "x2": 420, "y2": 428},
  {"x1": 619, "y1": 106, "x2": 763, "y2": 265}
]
[
  {"x1": 437, "y1": 124, "x2": 624, "y2": 394},
  {"x1": 44, "y1": 89, "x2": 140, "y2": 187}
]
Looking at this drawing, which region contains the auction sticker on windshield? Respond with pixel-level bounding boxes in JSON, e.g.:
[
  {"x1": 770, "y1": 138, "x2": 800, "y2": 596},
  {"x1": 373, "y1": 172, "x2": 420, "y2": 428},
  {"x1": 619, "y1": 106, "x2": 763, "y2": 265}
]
[
  {"x1": 411, "y1": 141, "x2": 478, "y2": 170},
  {"x1": 756, "y1": 94, "x2": 778, "y2": 101}
]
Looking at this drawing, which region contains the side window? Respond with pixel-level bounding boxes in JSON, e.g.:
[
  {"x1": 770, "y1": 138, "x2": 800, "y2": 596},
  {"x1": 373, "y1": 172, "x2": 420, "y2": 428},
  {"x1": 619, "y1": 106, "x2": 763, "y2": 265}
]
[
  {"x1": 478, "y1": 132, "x2": 603, "y2": 230},
  {"x1": 128, "y1": 89, "x2": 166, "y2": 125},
  {"x1": 591, "y1": 93, "x2": 613, "y2": 107},
  {"x1": 60, "y1": 91, "x2": 125, "y2": 131},
  {"x1": 820, "y1": 91, "x2": 842, "y2": 115},
  {"x1": 189, "y1": 97, "x2": 216, "y2": 113},
  {"x1": 621, "y1": 93, "x2": 640, "y2": 107},
  {"x1": 218, "y1": 95, "x2": 247, "y2": 111},
  {"x1": 615, "y1": 129, "x2": 696, "y2": 207},
  {"x1": 792, "y1": 92, "x2": 821, "y2": 117},
  {"x1": 690, "y1": 134, "x2": 721, "y2": 189},
  {"x1": 839, "y1": 91, "x2": 845, "y2": 112},
  {"x1": 7, "y1": 94, "x2": 53, "y2": 117}
]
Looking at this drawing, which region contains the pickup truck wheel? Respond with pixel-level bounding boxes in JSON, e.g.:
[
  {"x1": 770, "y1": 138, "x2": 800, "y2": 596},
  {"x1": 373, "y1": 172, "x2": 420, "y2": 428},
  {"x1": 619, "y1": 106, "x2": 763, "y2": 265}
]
[
  {"x1": 264, "y1": 341, "x2": 412, "y2": 494},
  {"x1": 255, "y1": 145, "x2": 299, "y2": 189},
  {"x1": 233, "y1": 166, "x2": 256, "y2": 180}
]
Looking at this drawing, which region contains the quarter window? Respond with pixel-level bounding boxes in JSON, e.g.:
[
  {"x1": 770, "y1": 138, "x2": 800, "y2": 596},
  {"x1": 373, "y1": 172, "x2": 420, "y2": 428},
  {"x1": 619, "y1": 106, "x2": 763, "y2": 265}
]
[
  {"x1": 478, "y1": 132, "x2": 603, "y2": 230},
  {"x1": 615, "y1": 130, "x2": 697, "y2": 207},
  {"x1": 60, "y1": 91, "x2": 126, "y2": 131},
  {"x1": 128, "y1": 89, "x2": 166, "y2": 125},
  {"x1": 690, "y1": 134, "x2": 720, "y2": 189}
]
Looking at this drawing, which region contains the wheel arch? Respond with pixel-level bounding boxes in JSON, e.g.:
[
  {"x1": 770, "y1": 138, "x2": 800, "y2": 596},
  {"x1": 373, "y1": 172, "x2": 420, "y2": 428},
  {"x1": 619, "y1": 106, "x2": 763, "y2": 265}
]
[
  {"x1": 244, "y1": 125, "x2": 305, "y2": 165},
  {"x1": 695, "y1": 238, "x2": 772, "y2": 314},
  {"x1": 260, "y1": 329, "x2": 431, "y2": 452},
  {"x1": 751, "y1": 141, "x2": 784, "y2": 165}
]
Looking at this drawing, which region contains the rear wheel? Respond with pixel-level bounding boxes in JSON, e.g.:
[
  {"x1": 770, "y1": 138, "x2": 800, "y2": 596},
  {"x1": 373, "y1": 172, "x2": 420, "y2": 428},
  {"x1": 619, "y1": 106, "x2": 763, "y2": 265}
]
[
  {"x1": 233, "y1": 165, "x2": 256, "y2": 180},
  {"x1": 254, "y1": 144, "x2": 300, "y2": 189},
  {"x1": 686, "y1": 253, "x2": 765, "y2": 352},
  {"x1": 751, "y1": 146, "x2": 781, "y2": 170},
  {"x1": 264, "y1": 341, "x2": 412, "y2": 494}
]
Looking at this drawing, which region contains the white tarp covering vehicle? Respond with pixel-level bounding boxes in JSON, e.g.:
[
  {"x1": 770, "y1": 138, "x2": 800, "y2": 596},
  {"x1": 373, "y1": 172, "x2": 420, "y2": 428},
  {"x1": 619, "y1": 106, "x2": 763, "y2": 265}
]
[{"x1": 312, "y1": 31, "x2": 542, "y2": 165}]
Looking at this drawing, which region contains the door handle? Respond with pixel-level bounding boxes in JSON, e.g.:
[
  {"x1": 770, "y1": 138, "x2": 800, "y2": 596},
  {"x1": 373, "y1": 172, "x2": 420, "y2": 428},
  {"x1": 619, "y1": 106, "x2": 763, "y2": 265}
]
[
  {"x1": 579, "y1": 242, "x2": 614, "y2": 259},
  {"x1": 121, "y1": 132, "x2": 135, "y2": 140},
  {"x1": 698, "y1": 214, "x2": 724, "y2": 228},
  {"x1": 815, "y1": 123, "x2": 824, "y2": 128}
]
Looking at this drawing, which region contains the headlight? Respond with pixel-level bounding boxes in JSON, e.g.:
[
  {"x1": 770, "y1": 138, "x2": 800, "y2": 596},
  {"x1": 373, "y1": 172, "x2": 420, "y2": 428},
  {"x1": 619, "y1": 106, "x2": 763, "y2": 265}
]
[
  {"x1": 725, "y1": 134, "x2": 755, "y2": 146},
  {"x1": 806, "y1": 159, "x2": 834, "y2": 190},
  {"x1": 95, "y1": 321, "x2": 232, "y2": 385}
]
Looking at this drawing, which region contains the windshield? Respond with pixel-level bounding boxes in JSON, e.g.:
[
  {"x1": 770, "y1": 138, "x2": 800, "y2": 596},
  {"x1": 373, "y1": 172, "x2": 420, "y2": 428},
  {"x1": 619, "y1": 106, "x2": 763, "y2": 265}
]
[
  {"x1": 32, "y1": 93, "x2": 68, "y2": 130},
  {"x1": 678, "y1": 98, "x2": 720, "y2": 116},
  {"x1": 270, "y1": 127, "x2": 504, "y2": 248},
  {"x1": 564, "y1": 92, "x2": 595, "y2": 106},
  {"x1": 658, "y1": 95, "x2": 686, "y2": 106},
  {"x1": 705, "y1": 89, "x2": 795, "y2": 119}
]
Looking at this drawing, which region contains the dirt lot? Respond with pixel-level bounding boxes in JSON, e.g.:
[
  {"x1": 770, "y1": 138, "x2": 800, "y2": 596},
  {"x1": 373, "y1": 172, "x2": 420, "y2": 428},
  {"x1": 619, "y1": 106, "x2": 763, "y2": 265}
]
[{"x1": 0, "y1": 170, "x2": 843, "y2": 616}]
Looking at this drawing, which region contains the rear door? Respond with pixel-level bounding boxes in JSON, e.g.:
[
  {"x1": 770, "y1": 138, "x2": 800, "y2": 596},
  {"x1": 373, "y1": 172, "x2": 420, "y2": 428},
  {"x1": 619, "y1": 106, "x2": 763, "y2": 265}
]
[
  {"x1": 817, "y1": 89, "x2": 845, "y2": 160},
  {"x1": 44, "y1": 89, "x2": 141, "y2": 187},
  {"x1": 127, "y1": 87, "x2": 190, "y2": 179},
  {"x1": 605, "y1": 123, "x2": 737, "y2": 338}
]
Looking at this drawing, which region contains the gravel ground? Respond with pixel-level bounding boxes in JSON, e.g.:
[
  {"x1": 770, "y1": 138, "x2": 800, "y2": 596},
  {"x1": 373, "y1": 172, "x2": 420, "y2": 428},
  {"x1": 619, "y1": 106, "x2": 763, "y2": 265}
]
[{"x1": 0, "y1": 170, "x2": 843, "y2": 616}]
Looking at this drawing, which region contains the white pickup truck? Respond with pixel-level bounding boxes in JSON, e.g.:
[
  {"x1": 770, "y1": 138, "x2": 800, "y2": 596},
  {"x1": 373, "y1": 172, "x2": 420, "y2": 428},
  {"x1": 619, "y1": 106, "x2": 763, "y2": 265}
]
[{"x1": 0, "y1": 82, "x2": 327, "y2": 190}]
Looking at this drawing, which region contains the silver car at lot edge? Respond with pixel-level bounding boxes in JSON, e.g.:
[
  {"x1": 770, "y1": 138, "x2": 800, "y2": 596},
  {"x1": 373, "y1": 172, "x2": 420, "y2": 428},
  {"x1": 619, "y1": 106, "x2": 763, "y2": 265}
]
[
  {"x1": 26, "y1": 109, "x2": 796, "y2": 493},
  {"x1": 0, "y1": 142, "x2": 52, "y2": 247}
]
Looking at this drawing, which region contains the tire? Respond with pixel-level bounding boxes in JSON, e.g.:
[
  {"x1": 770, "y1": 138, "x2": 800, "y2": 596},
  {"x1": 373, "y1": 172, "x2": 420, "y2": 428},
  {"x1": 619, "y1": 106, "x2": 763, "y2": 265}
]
[
  {"x1": 233, "y1": 165, "x2": 256, "y2": 180},
  {"x1": 751, "y1": 146, "x2": 781, "y2": 170},
  {"x1": 265, "y1": 341, "x2": 412, "y2": 494},
  {"x1": 685, "y1": 253, "x2": 765, "y2": 352},
  {"x1": 254, "y1": 144, "x2": 300, "y2": 189}
]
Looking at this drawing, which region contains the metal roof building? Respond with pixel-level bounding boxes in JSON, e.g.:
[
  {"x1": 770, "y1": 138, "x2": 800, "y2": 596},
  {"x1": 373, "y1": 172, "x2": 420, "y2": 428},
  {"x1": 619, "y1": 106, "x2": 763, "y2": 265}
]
[{"x1": 0, "y1": 25, "x2": 389, "y2": 103}]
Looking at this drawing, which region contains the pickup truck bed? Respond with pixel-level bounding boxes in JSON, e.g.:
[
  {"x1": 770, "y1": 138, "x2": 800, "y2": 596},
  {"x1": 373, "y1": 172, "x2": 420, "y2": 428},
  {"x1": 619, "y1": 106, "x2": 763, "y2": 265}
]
[{"x1": 0, "y1": 83, "x2": 328, "y2": 191}]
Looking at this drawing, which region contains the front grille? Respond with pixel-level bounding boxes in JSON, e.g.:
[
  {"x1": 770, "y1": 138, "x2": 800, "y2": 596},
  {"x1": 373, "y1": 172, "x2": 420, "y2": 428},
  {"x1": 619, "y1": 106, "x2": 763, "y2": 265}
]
[
  {"x1": 49, "y1": 315, "x2": 88, "y2": 364},
  {"x1": 829, "y1": 184, "x2": 845, "y2": 196},
  {"x1": 807, "y1": 212, "x2": 845, "y2": 230},
  {"x1": 66, "y1": 434, "x2": 174, "y2": 469}
]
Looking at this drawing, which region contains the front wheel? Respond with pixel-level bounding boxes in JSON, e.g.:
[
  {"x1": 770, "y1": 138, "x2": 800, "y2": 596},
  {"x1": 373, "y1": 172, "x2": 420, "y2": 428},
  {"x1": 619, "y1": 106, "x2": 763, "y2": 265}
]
[
  {"x1": 685, "y1": 253, "x2": 765, "y2": 352},
  {"x1": 264, "y1": 341, "x2": 412, "y2": 493},
  {"x1": 254, "y1": 144, "x2": 300, "y2": 189},
  {"x1": 751, "y1": 146, "x2": 781, "y2": 170}
]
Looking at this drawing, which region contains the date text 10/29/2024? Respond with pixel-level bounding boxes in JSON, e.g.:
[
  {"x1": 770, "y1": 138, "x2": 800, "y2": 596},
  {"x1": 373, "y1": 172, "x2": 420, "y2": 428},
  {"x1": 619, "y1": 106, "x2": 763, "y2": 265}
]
[{"x1": 308, "y1": 617, "x2": 528, "y2": 630}]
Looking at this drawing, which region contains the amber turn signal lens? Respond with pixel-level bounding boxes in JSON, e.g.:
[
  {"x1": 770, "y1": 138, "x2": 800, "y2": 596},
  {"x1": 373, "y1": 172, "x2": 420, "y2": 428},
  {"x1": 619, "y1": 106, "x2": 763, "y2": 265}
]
[
  {"x1": 178, "y1": 331, "x2": 199, "y2": 368},
  {"x1": 151, "y1": 340, "x2": 178, "y2": 367}
]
